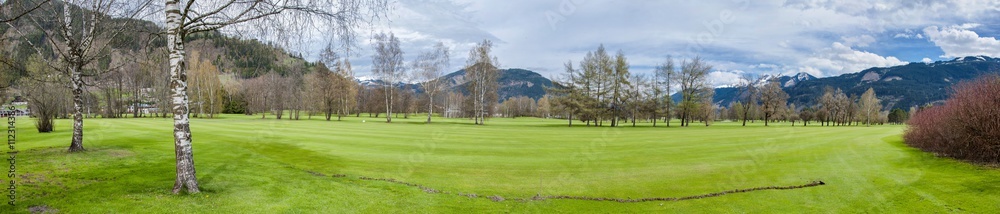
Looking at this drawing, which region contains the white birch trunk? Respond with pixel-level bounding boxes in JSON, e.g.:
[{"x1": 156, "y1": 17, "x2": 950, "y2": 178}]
[
  {"x1": 69, "y1": 65, "x2": 85, "y2": 152},
  {"x1": 166, "y1": 0, "x2": 199, "y2": 194},
  {"x1": 64, "y1": 2, "x2": 86, "y2": 152},
  {"x1": 427, "y1": 93, "x2": 433, "y2": 123},
  {"x1": 384, "y1": 85, "x2": 392, "y2": 123}
]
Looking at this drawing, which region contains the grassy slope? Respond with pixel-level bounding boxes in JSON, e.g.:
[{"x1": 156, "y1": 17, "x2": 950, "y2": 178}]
[{"x1": 4, "y1": 115, "x2": 999, "y2": 213}]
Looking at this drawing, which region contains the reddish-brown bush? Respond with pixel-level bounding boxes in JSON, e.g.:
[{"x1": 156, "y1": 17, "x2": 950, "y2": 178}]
[{"x1": 905, "y1": 75, "x2": 1000, "y2": 163}]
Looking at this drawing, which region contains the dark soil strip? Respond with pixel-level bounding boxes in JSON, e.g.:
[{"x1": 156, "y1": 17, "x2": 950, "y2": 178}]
[{"x1": 352, "y1": 176, "x2": 825, "y2": 203}]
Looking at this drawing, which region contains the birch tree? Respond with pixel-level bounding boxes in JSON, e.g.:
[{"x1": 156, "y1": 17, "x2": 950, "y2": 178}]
[
  {"x1": 334, "y1": 59, "x2": 358, "y2": 121},
  {"x1": 11, "y1": 0, "x2": 153, "y2": 152},
  {"x1": 416, "y1": 42, "x2": 450, "y2": 123},
  {"x1": 859, "y1": 87, "x2": 882, "y2": 126},
  {"x1": 162, "y1": 0, "x2": 389, "y2": 194},
  {"x1": 370, "y1": 32, "x2": 404, "y2": 123},
  {"x1": 189, "y1": 51, "x2": 223, "y2": 118},
  {"x1": 465, "y1": 39, "x2": 500, "y2": 125}
]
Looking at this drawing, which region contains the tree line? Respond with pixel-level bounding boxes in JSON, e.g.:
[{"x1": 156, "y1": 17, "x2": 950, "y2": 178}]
[{"x1": 543, "y1": 45, "x2": 901, "y2": 128}]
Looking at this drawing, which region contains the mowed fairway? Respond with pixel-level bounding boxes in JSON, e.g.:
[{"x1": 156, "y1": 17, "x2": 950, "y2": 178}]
[{"x1": 6, "y1": 115, "x2": 1000, "y2": 213}]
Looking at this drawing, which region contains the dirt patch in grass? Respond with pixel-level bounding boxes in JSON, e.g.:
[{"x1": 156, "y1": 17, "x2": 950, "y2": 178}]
[
  {"x1": 19, "y1": 173, "x2": 65, "y2": 188},
  {"x1": 104, "y1": 149, "x2": 134, "y2": 158},
  {"x1": 28, "y1": 205, "x2": 58, "y2": 213}
]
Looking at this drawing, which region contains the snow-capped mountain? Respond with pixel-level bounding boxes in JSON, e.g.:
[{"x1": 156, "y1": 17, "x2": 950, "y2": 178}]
[
  {"x1": 777, "y1": 72, "x2": 817, "y2": 88},
  {"x1": 710, "y1": 56, "x2": 1000, "y2": 110}
]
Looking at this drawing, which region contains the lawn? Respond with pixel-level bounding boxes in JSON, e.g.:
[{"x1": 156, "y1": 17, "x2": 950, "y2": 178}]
[{"x1": 4, "y1": 114, "x2": 999, "y2": 213}]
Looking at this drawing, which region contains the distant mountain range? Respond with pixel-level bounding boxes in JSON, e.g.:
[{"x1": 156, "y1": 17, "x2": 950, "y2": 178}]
[
  {"x1": 366, "y1": 56, "x2": 1000, "y2": 108},
  {"x1": 712, "y1": 56, "x2": 1000, "y2": 110},
  {"x1": 357, "y1": 68, "x2": 554, "y2": 101}
]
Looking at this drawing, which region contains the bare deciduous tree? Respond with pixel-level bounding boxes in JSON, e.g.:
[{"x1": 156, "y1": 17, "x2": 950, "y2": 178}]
[
  {"x1": 305, "y1": 63, "x2": 336, "y2": 120},
  {"x1": 759, "y1": 80, "x2": 788, "y2": 126},
  {"x1": 370, "y1": 32, "x2": 404, "y2": 123},
  {"x1": 536, "y1": 95, "x2": 551, "y2": 118},
  {"x1": 162, "y1": 0, "x2": 388, "y2": 193},
  {"x1": 859, "y1": 87, "x2": 882, "y2": 126},
  {"x1": 415, "y1": 42, "x2": 449, "y2": 123},
  {"x1": 333, "y1": 59, "x2": 357, "y2": 121},
  {"x1": 465, "y1": 39, "x2": 500, "y2": 125},
  {"x1": 23, "y1": 54, "x2": 71, "y2": 132},
  {"x1": 677, "y1": 57, "x2": 711, "y2": 127},
  {"x1": 12, "y1": 0, "x2": 153, "y2": 152},
  {"x1": 736, "y1": 73, "x2": 765, "y2": 126},
  {"x1": 189, "y1": 51, "x2": 223, "y2": 118}
]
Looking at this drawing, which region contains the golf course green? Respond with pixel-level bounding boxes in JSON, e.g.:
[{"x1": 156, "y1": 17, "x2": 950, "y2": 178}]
[{"x1": 6, "y1": 115, "x2": 999, "y2": 213}]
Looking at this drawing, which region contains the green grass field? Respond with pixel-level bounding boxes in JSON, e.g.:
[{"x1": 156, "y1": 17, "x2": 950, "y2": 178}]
[{"x1": 5, "y1": 114, "x2": 999, "y2": 213}]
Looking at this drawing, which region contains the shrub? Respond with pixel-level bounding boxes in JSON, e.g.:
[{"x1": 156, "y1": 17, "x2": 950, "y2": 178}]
[{"x1": 904, "y1": 75, "x2": 1000, "y2": 163}]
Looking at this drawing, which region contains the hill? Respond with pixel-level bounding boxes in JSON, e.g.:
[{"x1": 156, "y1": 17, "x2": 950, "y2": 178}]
[
  {"x1": 438, "y1": 68, "x2": 553, "y2": 100},
  {"x1": 0, "y1": 1, "x2": 308, "y2": 82},
  {"x1": 359, "y1": 68, "x2": 554, "y2": 101},
  {"x1": 711, "y1": 56, "x2": 1000, "y2": 110}
]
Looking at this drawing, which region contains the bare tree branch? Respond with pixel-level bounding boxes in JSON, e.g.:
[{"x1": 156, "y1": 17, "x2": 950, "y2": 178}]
[{"x1": 0, "y1": 0, "x2": 52, "y2": 23}]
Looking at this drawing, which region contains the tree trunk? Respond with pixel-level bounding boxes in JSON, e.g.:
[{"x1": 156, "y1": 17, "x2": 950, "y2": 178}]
[
  {"x1": 568, "y1": 113, "x2": 572, "y2": 127},
  {"x1": 63, "y1": 2, "x2": 86, "y2": 152},
  {"x1": 680, "y1": 111, "x2": 686, "y2": 127},
  {"x1": 133, "y1": 89, "x2": 140, "y2": 118},
  {"x1": 69, "y1": 64, "x2": 85, "y2": 152},
  {"x1": 427, "y1": 94, "x2": 433, "y2": 123},
  {"x1": 631, "y1": 111, "x2": 636, "y2": 127},
  {"x1": 166, "y1": 0, "x2": 199, "y2": 194},
  {"x1": 385, "y1": 87, "x2": 392, "y2": 123},
  {"x1": 742, "y1": 110, "x2": 748, "y2": 126},
  {"x1": 652, "y1": 111, "x2": 657, "y2": 127}
]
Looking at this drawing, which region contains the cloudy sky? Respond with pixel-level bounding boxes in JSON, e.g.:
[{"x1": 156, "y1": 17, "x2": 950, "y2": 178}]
[{"x1": 318, "y1": 0, "x2": 1000, "y2": 87}]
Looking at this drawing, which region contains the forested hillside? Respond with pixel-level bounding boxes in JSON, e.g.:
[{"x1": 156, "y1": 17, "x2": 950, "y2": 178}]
[
  {"x1": 0, "y1": 0, "x2": 310, "y2": 85},
  {"x1": 708, "y1": 56, "x2": 1000, "y2": 110}
]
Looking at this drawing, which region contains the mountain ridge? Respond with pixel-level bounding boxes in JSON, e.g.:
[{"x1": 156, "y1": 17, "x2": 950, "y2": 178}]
[
  {"x1": 711, "y1": 56, "x2": 1000, "y2": 110},
  {"x1": 356, "y1": 68, "x2": 554, "y2": 101}
]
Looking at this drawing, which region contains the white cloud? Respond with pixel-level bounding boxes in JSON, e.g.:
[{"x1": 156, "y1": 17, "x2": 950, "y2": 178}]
[
  {"x1": 958, "y1": 23, "x2": 982, "y2": 29},
  {"x1": 310, "y1": 0, "x2": 1000, "y2": 80},
  {"x1": 750, "y1": 64, "x2": 781, "y2": 70},
  {"x1": 893, "y1": 33, "x2": 923, "y2": 39},
  {"x1": 893, "y1": 29, "x2": 923, "y2": 39},
  {"x1": 923, "y1": 24, "x2": 1000, "y2": 58},
  {"x1": 708, "y1": 70, "x2": 744, "y2": 87},
  {"x1": 801, "y1": 42, "x2": 906, "y2": 75},
  {"x1": 842, "y1": 35, "x2": 876, "y2": 47},
  {"x1": 922, "y1": 57, "x2": 933, "y2": 63}
]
